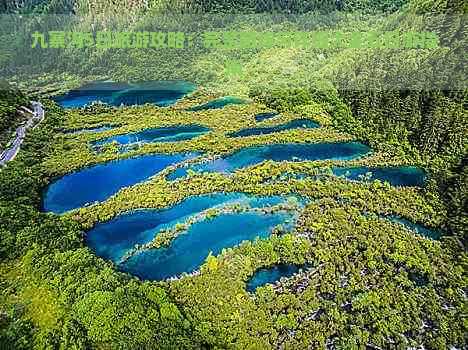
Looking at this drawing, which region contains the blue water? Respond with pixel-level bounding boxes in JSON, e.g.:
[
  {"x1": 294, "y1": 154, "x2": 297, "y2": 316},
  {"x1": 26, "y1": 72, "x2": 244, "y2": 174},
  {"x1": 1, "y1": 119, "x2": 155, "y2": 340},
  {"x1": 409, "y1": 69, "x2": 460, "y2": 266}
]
[
  {"x1": 43, "y1": 152, "x2": 198, "y2": 214},
  {"x1": 332, "y1": 166, "x2": 426, "y2": 187},
  {"x1": 167, "y1": 142, "x2": 372, "y2": 180},
  {"x1": 228, "y1": 119, "x2": 319, "y2": 138},
  {"x1": 122, "y1": 212, "x2": 296, "y2": 280},
  {"x1": 187, "y1": 96, "x2": 248, "y2": 111},
  {"x1": 385, "y1": 216, "x2": 443, "y2": 240},
  {"x1": 86, "y1": 192, "x2": 304, "y2": 280},
  {"x1": 53, "y1": 80, "x2": 196, "y2": 108},
  {"x1": 255, "y1": 112, "x2": 278, "y2": 122},
  {"x1": 92, "y1": 125, "x2": 211, "y2": 147},
  {"x1": 64, "y1": 125, "x2": 117, "y2": 135},
  {"x1": 246, "y1": 264, "x2": 306, "y2": 292}
]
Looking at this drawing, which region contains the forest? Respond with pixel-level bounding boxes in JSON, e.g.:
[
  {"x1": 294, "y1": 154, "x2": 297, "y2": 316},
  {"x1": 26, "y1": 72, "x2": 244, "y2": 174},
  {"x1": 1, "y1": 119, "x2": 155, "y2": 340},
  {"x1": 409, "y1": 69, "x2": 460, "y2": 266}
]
[
  {"x1": 0, "y1": 83, "x2": 28, "y2": 152},
  {"x1": 0, "y1": 0, "x2": 466, "y2": 349}
]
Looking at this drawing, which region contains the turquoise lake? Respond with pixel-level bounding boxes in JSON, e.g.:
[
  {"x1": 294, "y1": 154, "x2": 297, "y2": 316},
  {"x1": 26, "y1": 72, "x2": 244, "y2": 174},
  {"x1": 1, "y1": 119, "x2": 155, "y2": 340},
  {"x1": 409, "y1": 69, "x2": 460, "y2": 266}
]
[
  {"x1": 332, "y1": 166, "x2": 426, "y2": 187},
  {"x1": 267, "y1": 166, "x2": 426, "y2": 187},
  {"x1": 86, "y1": 192, "x2": 305, "y2": 280},
  {"x1": 246, "y1": 264, "x2": 305, "y2": 292},
  {"x1": 167, "y1": 142, "x2": 372, "y2": 180},
  {"x1": 363, "y1": 213, "x2": 442, "y2": 239},
  {"x1": 228, "y1": 118, "x2": 319, "y2": 138},
  {"x1": 92, "y1": 125, "x2": 211, "y2": 147},
  {"x1": 43, "y1": 152, "x2": 198, "y2": 214},
  {"x1": 385, "y1": 216, "x2": 442, "y2": 239},
  {"x1": 53, "y1": 80, "x2": 196, "y2": 108},
  {"x1": 187, "y1": 96, "x2": 248, "y2": 111}
]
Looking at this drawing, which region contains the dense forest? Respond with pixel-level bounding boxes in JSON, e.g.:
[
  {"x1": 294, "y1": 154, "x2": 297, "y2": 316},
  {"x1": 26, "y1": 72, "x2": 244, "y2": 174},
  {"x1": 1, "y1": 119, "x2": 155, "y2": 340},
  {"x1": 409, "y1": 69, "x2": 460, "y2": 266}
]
[
  {"x1": 253, "y1": 87, "x2": 467, "y2": 243},
  {"x1": 0, "y1": 83, "x2": 29, "y2": 152},
  {"x1": 0, "y1": 0, "x2": 466, "y2": 349},
  {"x1": 0, "y1": 0, "x2": 410, "y2": 14}
]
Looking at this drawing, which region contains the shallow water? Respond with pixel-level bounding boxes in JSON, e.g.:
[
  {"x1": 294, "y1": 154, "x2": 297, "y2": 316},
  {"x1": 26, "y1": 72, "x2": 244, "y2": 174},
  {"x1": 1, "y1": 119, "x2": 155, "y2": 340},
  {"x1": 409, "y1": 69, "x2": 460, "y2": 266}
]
[
  {"x1": 332, "y1": 166, "x2": 426, "y2": 187},
  {"x1": 53, "y1": 80, "x2": 196, "y2": 108},
  {"x1": 385, "y1": 216, "x2": 443, "y2": 239},
  {"x1": 254, "y1": 112, "x2": 278, "y2": 122},
  {"x1": 93, "y1": 125, "x2": 210, "y2": 147},
  {"x1": 86, "y1": 192, "x2": 304, "y2": 280},
  {"x1": 122, "y1": 211, "x2": 296, "y2": 280},
  {"x1": 228, "y1": 119, "x2": 319, "y2": 138},
  {"x1": 167, "y1": 142, "x2": 372, "y2": 180},
  {"x1": 43, "y1": 152, "x2": 198, "y2": 214},
  {"x1": 266, "y1": 166, "x2": 426, "y2": 187},
  {"x1": 246, "y1": 264, "x2": 306, "y2": 292},
  {"x1": 187, "y1": 96, "x2": 248, "y2": 111}
]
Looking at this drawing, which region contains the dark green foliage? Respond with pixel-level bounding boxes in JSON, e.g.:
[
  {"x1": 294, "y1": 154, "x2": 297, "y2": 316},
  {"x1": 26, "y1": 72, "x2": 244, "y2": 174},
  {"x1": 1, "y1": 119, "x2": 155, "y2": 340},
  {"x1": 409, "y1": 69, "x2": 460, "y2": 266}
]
[
  {"x1": 0, "y1": 81, "x2": 27, "y2": 130},
  {"x1": 0, "y1": 318, "x2": 34, "y2": 350},
  {"x1": 250, "y1": 87, "x2": 363, "y2": 136},
  {"x1": 72, "y1": 282, "x2": 193, "y2": 349},
  {"x1": 339, "y1": 90, "x2": 467, "y2": 157},
  {"x1": 57, "y1": 318, "x2": 89, "y2": 350},
  {"x1": 174, "y1": 0, "x2": 409, "y2": 14},
  {"x1": 0, "y1": 0, "x2": 74, "y2": 14},
  {"x1": 1, "y1": 0, "x2": 409, "y2": 14},
  {"x1": 0, "y1": 164, "x2": 43, "y2": 205},
  {"x1": 260, "y1": 86, "x2": 467, "y2": 243},
  {"x1": 250, "y1": 89, "x2": 314, "y2": 112},
  {"x1": 15, "y1": 217, "x2": 84, "y2": 255},
  {"x1": 19, "y1": 245, "x2": 199, "y2": 349},
  {"x1": 0, "y1": 81, "x2": 28, "y2": 151},
  {"x1": 336, "y1": 89, "x2": 467, "y2": 242},
  {"x1": 0, "y1": 205, "x2": 41, "y2": 261},
  {"x1": 438, "y1": 156, "x2": 468, "y2": 243}
]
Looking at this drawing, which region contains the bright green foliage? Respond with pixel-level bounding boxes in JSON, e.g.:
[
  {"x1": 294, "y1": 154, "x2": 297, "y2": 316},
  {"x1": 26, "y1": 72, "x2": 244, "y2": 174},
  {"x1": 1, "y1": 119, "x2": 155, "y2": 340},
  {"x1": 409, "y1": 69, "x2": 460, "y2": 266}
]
[
  {"x1": 72, "y1": 282, "x2": 190, "y2": 349},
  {"x1": 169, "y1": 202, "x2": 466, "y2": 349}
]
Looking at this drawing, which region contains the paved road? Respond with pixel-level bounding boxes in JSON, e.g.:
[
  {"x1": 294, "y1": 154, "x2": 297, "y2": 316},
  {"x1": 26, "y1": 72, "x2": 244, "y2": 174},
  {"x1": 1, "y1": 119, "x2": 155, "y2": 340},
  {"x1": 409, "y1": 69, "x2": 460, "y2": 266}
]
[{"x1": 0, "y1": 101, "x2": 44, "y2": 165}]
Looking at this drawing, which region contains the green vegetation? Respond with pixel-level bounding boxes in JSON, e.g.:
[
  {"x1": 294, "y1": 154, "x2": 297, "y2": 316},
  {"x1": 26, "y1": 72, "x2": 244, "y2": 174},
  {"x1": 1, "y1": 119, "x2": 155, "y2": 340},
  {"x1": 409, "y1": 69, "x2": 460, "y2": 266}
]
[
  {"x1": 0, "y1": 0, "x2": 467, "y2": 349},
  {"x1": 0, "y1": 103, "x2": 200, "y2": 349},
  {"x1": 0, "y1": 89, "x2": 465, "y2": 349},
  {"x1": 0, "y1": 82, "x2": 29, "y2": 152},
  {"x1": 1, "y1": 0, "x2": 410, "y2": 14}
]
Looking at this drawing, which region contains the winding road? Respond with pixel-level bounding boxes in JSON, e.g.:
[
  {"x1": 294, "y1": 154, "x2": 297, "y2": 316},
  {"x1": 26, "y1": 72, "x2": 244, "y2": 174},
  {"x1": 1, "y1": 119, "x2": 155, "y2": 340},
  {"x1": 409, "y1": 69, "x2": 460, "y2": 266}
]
[{"x1": 0, "y1": 101, "x2": 44, "y2": 166}]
